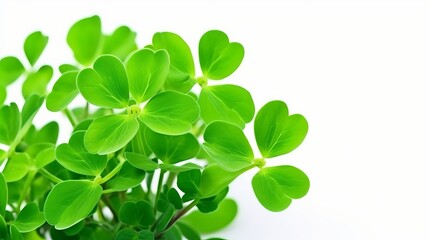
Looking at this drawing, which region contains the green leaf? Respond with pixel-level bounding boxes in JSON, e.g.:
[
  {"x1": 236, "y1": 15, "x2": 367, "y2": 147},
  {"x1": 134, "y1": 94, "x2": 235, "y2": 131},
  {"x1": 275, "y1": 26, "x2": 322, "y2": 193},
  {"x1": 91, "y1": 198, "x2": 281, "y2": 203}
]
[
  {"x1": 115, "y1": 228, "x2": 154, "y2": 240},
  {"x1": 0, "y1": 173, "x2": 7, "y2": 217},
  {"x1": 56, "y1": 131, "x2": 108, "y2": 176},
  {"x1": 182, "y1": 198, "x2": 237, "y2": 234},
  {"x1": 10, "y1": 224, "x2": 23, "y2": 240},
  {"x1": 44, "y1": 180, "x2": 102, "y2": 229},
  {"x1": 14, "y1": 202, "x2": 45, "y2": 233},
  {"x1": 199, "y1": 84, "x2": 254, "y2": 128},
  {"x1": 84, "y1": 115, "x2": 139, "y2": 154},
  {"x1": 0, "y1": 87, "x2": 5, "y2": 105},
  {"x1": 67, "y1": 15, "x2": 102, "y2": 66},
  {"x1": 35, "y1": 146, "x2": 55, "y2": 168},
  {"x1": 27, "y1": 121, "x2": 59, "y2": 144},
  {"x1": 0, "y1": 56, "x2": 25, "y2": 86},
  {"x1": 152, "y1": 32, "x2": 196, "y2": 92},
  {"x1": 125, "y1": 152, "x2": 158, "y2": 171},
  {"x1": 199, "y1": 30, "x2": 244, "y2": 80},
  {"x1": 77, "y1": 55, "x2": 129, "y2": 108},
  {"x1": 202, "y1": 121, "x2": 253, "y2": 171},
  {"x1": 0, "y1": 103, "x2": 20, "y2": 145},
  {"x1": 126, "y1": 48, "x2": 169, "y2": 103},
  {"x1": 252, "y1": 165, "x2": 310, "y2": 212},
  {"x1": 168, "y1": 188, "x2": 183, "y2": 209},
  {"x1": 160, "y1": 225, "x2": 181, "y2": 240},
  {"x1": 159, "y1": 163, "x2": 201, "y2": 173},
  {"x1": 59, "y1": 64, "x2": 79, "y2": 74},
  {"x1": 118, "y1": 201, "x2": 154, "y2": 227},
  {"x1": 0, "y1": 215, "x2": 6, "y2": 239},
  {"x1": 24, "y1": 31, "x2": 48, "y2": 66},
  {"x1": 197, "y1": 187, "x2": 228, "y2": 213},
  {"x1": 2, "y1": 153, "x2": 31, "y2": 182},
  {"x1": 176, "y1": 222, "x2": 201, "y2": 240},
  {"x1": 21, "y1": 94, "x2": 44, "y2": 129},
  {"x1": 145, "y1": 128, "x2": 200, "y2": 164},
  {"x1": 103, "y1": 26, "x2": 138, "y2": 60},
  {"x1": 22, "y1": 65, "x2": 53, "y2": 98},
  {"x1": 140, "y1": 91, "x2": 199, "y2": 135},
  {"x1": 177, "y1": 169, "x2": 200, "y2": 197},
  {"x1": 105, "y1": 162, "x2": 146, "y2": 192},
  {"x1": 155, "y1": 204, "x2": 175, "y2": 232},
  {"x1": 46, "y1": 71, "x2": 79, "y2": 112},
  {"x1": 199, "y1": 164, "x2": 245, "y2": 198},
  {"x1": 255, "y1": 101, "x2": 308, "y2": 158}
]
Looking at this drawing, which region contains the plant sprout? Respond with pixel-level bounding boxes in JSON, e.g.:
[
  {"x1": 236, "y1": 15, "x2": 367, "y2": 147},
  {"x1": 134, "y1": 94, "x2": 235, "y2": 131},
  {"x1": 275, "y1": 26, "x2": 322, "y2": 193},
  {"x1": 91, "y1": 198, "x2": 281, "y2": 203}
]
[{"x1": 0, "y1": 15, "x2": 310, "y2": 240}]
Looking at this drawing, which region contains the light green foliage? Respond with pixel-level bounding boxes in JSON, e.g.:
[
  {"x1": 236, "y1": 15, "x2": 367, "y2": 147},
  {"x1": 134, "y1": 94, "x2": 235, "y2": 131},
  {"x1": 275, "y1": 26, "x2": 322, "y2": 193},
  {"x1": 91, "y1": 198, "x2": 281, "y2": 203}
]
[
  {"x1": 46, "y1": 71, "x2": 79, "y2": 112},
  {"x1": 203, "y1": 121, "x2": 254, "y2": 171},
  {"x1": 182, "y1": 199, "x2": 237, "y2": 233},
  {"x1": 199, "y1": 30, "x2": 244, "y2": 80},
  {"x1": 0, "y1": 56, "x2": 25, "y2": 86},
  {"x1": 152, "y1": 32, "x2": 196, "y2": 92},
  {"x1": 126, "y1": 49, "x2": 169, "y2": 103},
  {"x1": 255, "y1": 101, "x2": 308, "y2": 158},
  {"x1": 44, "y1": 180, "x2": 102, "y2": 230},
  {"x1": 24, "y1": 31, "x2": 48, "y2": 66},
  {"x1": 252, "y1": 166, "x2": 310, "y2": 212},
  {"x1": 199, "y1": 84, "x2": 254, "y2": 128},
  {"x1": 67, "y1": 15, "x2": 102, "y2": 66},
  {"x1": 0, "y1": 15, "x2": 310, "y2": 240},
  {"x1": 56, "y1": 131, "x2": 108, "y2": 175},
  {"x1": 22, "y1": 65, "x2": 53, "y2": 98}
]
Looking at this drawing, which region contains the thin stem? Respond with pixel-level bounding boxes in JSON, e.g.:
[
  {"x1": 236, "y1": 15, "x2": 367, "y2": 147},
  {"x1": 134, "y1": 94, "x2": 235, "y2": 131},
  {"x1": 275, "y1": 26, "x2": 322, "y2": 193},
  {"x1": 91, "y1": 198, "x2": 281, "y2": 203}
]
[
  {"x1": 39, "y1": 168, "x2": 63, "y2": 183},
  {"x1": 99, "y1": 157, "x2": 125, "y2": 184},
  {"x1": 63, "y1": 108, "x2": 78, "y2": 127},
  {"x1": 153, "y1": 170, "x2": 165, "y2": 214},
  {"x1": 145, "y1": 172, "x2": 154, "y2": 201},
  {"x1": 97, "y1": 203, "x2": 106, "y2": 222},
  {"x1": 101, "y1": 195, "x2": 119, "y2": 222},
  {"x1": 165, "y1": 172, "x2": 176, "y2": 188},
  {"x1": 155, "y1": 199, "x2": 199, "y2": 239},
  {"x1": 16, "y1": 170, "x2": 37, "y2": 211}
]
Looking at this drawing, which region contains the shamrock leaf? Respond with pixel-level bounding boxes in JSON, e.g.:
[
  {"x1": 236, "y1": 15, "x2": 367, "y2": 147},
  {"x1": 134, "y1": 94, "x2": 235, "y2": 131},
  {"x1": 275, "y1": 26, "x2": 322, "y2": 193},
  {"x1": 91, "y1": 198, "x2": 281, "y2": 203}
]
[
  {"x1": 152, "y1": 32, "x2": 196, "y2": 92},
  {"x1": 199, "y1": 30, "x2": 244, "y2": 80},
  {"x1": 199, "y1": 84, "x2": 254, "y2": 128},
  {"x1": 24, "y1": 31, "x2": 48, "y2": 66},
  {"x1": 56, "y1": 131, "x2": 108, "y2": 176},
  {"x1": 252, "y1": 165, "x2": 310, "y2": 212},
  {"x1": 67, "y1": 15, "x2": 102, "y2": 66},
  {"x1": 77, "y1": 55, "x2": 129, "y2": 109},
  {"x1": 254, "y1": 101, "x2": 308, "y2": 158},
  {"x1": 44, "y1": 180, "x2": 102, "y2": 230},
  {"x1": 202, "y1": 121, "x2": 254, "y2": 171},
  {"x1": 126, "y1": 48, "x2": 169, "y2": 103}
]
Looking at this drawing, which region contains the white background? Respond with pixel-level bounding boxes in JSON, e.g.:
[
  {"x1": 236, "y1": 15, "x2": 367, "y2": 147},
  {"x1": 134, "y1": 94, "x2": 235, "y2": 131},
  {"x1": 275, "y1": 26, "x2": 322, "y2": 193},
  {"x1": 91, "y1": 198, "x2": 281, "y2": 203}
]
[{"x1": 1, "y1": 0, "x2": 428, "y2": 239}]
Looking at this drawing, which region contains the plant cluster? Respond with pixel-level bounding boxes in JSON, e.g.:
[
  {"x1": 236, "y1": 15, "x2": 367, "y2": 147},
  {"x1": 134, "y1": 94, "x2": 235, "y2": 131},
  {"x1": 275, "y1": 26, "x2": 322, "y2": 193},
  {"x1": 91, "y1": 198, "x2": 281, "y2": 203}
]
[{"x1": 0, "y1": 15, "x2": 310, "y2": 240}]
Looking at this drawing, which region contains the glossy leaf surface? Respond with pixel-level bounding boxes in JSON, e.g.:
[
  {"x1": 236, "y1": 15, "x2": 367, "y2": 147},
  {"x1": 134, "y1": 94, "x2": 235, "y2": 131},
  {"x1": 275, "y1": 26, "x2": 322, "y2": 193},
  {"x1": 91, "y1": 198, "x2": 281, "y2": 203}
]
[
  {"x1": 77, "y1": 55, "x2": 129, "y2": 108},
  {"x1": 126, "y1": 48, "x2": 169, "y2": 103},
  {"x1": 44, "y1": 180, "x2": 102, "y2": 230},
  {"x1": 199, "y1": 30, "x2": 244, "y2": 80},
  {"x1": 202, "y1": 121, "x2": 253, "y2": 171},
  {"x1": 252, "y1": 166, "x2": 310, "y2": 212},
  {"x1": 255, "y1": 101, "x2": 308, "y2": 158}
]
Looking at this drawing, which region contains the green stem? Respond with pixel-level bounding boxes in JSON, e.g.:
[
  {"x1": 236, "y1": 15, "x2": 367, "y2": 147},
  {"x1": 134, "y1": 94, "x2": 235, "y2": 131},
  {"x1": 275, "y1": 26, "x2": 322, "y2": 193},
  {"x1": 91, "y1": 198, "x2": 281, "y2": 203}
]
[
  {"x1": 153, "y1": 170, "x2": 165, "y2": 214},
  {"x1": 101, "y1": 195, "x2": 118, "y2": 222},
  {"x1": 99, "y1": 157, "x2": 126, "y2": 185},
  {"x1": 145, "y1": 172, "x2": 154, "y2": 201},
  {"x1": 155, "y1": 199, "x2": 199, "y2": 239},
  {"x1": 165, "y1": 172, "x2": 176, "y2": 188},
  {"x1": 39, "y1": 168, "x2": 63, "y2": 183},
  {"x1": 16, "y1": 170, "x2": 37, "y2": 211},
  {"x1": 64, "y1": 108, "x2": 78, "y2": 127}
]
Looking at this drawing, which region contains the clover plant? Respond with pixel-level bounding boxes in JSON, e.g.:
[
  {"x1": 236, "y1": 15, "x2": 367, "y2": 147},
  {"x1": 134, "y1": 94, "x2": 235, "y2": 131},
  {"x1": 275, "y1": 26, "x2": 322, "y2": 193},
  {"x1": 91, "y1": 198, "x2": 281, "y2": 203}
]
[{"x1": 0, "y1": 15, "x2": 310, "y2": 240}]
